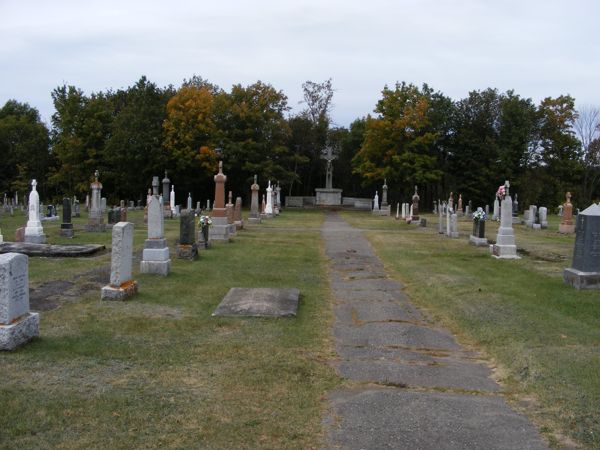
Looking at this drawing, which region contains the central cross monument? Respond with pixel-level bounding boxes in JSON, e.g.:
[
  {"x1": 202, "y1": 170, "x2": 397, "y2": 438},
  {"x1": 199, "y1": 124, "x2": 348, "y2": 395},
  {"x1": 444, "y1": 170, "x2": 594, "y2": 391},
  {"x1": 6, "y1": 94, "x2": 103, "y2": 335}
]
[{"x1": 315, "y1": 144, "x2": 342, "y2": 206}]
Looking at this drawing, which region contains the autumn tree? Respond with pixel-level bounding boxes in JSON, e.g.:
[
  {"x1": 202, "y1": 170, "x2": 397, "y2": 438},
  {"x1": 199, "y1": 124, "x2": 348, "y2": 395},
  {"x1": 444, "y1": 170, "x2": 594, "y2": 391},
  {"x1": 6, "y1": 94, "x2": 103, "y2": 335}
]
[{"x1": 163, "y1": 83, "x2": 218, "y2": 196}]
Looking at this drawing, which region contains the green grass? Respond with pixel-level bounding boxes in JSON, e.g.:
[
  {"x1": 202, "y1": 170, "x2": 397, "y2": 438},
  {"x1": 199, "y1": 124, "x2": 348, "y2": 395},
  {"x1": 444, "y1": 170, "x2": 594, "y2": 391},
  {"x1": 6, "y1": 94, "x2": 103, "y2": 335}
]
[
  {"x1": 0, "y1": 209, "x2": 339, "y2": 449},
  {"x1": 340, "y1": 210, "x2": 600, "y2": 449}
]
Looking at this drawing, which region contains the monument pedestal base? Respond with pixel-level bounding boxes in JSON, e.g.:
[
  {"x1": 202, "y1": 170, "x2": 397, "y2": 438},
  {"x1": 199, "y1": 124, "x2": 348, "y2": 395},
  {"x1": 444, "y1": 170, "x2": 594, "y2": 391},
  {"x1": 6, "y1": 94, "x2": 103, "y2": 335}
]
[
  {"x1": 101, "y1": 281, "x2": 138, "y2": 301},
  {"x1": 210, "y1": 217, "x2": 231, "y2": 241},
  {"x1": 248, "y1": 217, "x2": 261, "y2": 224},
  {"x1": 564, "y1": 268, "x2": 600, "y2": 289},
  {"x1": 315, "y1": 188, "x2": 342, "y2": 206},
  {"x1": 469, "y1": 235, "x2": 488, "y2": 246},
  {"x1": 491, "y1": 244, "x2": 520, "y2": 259},
  {"x1": 559, "y1": 224, "x2": 575, "y2": 234},
  {"x1": 176, "y1": 244, "x2": 198, "y2": 260},
  {"x1": 24, "y1": 234, "x2": 46, "y2": 244},
  {"x1": 0, "y1": 313, "x2": 39, "y2": 351}
]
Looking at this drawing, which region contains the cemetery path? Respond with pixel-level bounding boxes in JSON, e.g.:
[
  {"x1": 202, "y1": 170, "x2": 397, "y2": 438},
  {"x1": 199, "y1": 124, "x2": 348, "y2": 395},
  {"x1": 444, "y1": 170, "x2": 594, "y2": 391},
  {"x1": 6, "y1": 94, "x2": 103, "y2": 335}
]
[{"x1": 321, "y1": 211, "x2": 547, "y2": 450}]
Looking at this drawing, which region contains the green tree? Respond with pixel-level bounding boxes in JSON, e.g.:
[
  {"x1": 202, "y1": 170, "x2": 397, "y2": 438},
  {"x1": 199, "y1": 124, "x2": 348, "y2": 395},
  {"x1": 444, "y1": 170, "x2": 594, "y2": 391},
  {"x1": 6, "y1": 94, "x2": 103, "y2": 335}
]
[
  {"x1": 104, "y1": 76, "x2": 174, "y2": 202},
  {"x1": 218, "y1": 81, "x2": 294, "y2": 198},
  {"x1": 535, "y1": 95, "x2": 581, "y2": 206},
  {"x1": 0, "y1": 100, "x2": 51, "y2": 199},
  {"x1": 49, "y1": 85, "x2": 113, "y2": 197}
]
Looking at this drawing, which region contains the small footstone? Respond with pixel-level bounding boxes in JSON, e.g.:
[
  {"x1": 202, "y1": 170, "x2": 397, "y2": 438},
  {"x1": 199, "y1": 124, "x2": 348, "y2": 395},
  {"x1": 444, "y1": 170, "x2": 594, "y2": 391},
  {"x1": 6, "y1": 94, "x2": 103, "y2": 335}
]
[{"x1": 212, "y1": 288, "x2": 300, "y2": 317}]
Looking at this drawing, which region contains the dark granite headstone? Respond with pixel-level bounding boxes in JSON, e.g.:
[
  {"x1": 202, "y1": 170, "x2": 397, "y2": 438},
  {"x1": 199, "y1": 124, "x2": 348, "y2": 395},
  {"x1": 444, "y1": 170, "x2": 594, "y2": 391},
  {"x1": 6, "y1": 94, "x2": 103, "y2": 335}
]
[
  {"x1": 107, "y1": 208, "x2": 115, "y2": 225},
  {"x1": 213, "y1": 288, "x2": 300, "y2": 317},
  {"x1": 62, "y1": 198, "x2": 72, "y2": 224},
  {"x1": 564, "y1": 203, "x2": 600, "y2": 289},
  {"x1": 179, "y1": 210, "x2": 195, "y2": 245},
  {"x1": 60, "y1": 198, "x2": 74, "y2": 237}
]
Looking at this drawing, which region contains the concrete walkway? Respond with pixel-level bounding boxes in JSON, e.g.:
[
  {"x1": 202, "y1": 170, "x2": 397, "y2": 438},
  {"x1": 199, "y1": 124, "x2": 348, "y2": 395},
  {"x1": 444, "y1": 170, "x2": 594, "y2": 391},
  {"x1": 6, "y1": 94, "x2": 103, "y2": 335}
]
[{"x1": 322, "y1": 211, "x2": 547, "y2": 450}]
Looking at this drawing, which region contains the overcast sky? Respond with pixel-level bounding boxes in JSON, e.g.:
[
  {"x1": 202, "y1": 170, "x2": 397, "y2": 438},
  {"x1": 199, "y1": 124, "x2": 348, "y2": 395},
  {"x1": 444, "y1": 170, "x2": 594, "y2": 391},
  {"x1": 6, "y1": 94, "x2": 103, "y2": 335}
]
[{"x1": 1, "y1": 0, "x2": 599, "y2": 127}]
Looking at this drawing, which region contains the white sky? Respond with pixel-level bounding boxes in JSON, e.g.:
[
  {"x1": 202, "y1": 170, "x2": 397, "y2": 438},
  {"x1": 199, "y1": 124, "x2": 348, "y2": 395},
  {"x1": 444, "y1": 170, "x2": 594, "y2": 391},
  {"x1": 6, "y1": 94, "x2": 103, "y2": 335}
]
[{"x1": 1, "y1": 0, "x2": 599, "y2": 127}]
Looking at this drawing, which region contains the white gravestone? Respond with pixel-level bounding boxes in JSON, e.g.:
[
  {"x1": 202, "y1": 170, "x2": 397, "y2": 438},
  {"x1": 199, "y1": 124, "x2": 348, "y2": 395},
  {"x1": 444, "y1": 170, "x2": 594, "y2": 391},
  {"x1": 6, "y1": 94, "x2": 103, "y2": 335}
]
[
  {"x1": 0, "y1": 253, "x2": 39, "y2": 350},
  {"x1": 24, "y1": 180, "x2": 46, "y2": 244},
  {"x1": 491, "y1": 182, "x2": 520, "y2": 259},
  {"x1": 539, "y1": 207, "x2": 548, "y2": 228},
  {"x1": 449, "y1": 213, "x2": 459, "y2": 238},
  {"x1": 170, "y1": 186, "x2": 176, "y2": 215},
  {"x1": 265, "y1": 181, "x2": 274, "y2": 217},
  {"x1": 101, "y1": 222, "x2": 138, "y2": 300},
  {"x1": 140, "y1": 179, "x2": 171, "y2": 275},
  {"x1": 372, "y1": 192, "x2": 380, "y2": 212}
]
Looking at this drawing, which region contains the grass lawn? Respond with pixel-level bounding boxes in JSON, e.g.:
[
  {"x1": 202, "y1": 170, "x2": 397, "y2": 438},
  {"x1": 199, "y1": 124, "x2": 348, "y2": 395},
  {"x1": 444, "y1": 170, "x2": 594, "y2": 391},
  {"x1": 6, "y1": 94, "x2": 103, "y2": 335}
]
[
  {"x1": 340, "y1": 210, "x2": 600, "y2": 449},
  {"x1": 0, "y1": 208, "x2": 339, "y2": 449}
]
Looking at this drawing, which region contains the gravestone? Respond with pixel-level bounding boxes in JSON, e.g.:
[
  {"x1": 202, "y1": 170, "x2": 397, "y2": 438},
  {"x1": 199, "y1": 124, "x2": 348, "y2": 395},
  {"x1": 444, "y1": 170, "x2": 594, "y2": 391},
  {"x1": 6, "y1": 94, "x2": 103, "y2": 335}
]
[
  {"x1": 162, "y1": 171, "x2": 172, "y2": 218},
  {"x1": 187, "y1": 193, "x2": 192, "y2": 211},
  {"x1": 101, "y1": 197, "x2": 107, "y2": 212},
  {"x1": 176, "y1": 210, "x2": 198, "y2": 260},
  {"x1": 275, "y1": 184, "x2": 282, "y2": 215},
  {"x1": 140, "y1": 176, "x2": 171, "y2": 275},
  {"x1": 492, "y1": 198, "x2": 500, "y2": 221},
  {"x1": 265, "y1": 181, "x2": 274, "y2": 218},
  {"x1": 87, "y1": 171, "x2": 106, "y2": 232},
  {"x1": 469, "y1": 208, "x2": 488, "y2": 246},
  {"x1": 558, "y1": 205, "x2": 564, "y2": 216},
  {"x1": 559, "y1": 192, "x2": 575, "y2": 234},
  {"x1": 395, "y1": 202, "x2": 400, "y2": 220},
  {"x1": 512, "y1": 193, "x2": 520, "y2": 224},
  {"x1": 60, "y1": 198, "x2": 74, "y2": 238},
  {"x1": 411, "y1": 186, "x2": 420, "y2": 221},
  {"x1": 372, "y1": 192, "x2": 380, "y2": 213},
  {"x1": 226, "y1": 191, "x2": 236, "y2": 236},
  {"x1": 438, "y1": 202, "x2": 445, "y2": 234},
  {"x1": 0, "y1": 228, "x2": 3, "y2": 243},
  {"x1": 73, "y1": 198, "x2": 80, "y2": 218},
  {"x1": 0, "y1": 253, "x2": 39, "y2": 350},
  {"x1": 433, "y1": 200, "x2": 438, "y2": 215},
  {"x1": 491, "y1": 181, "x2": 519, "y2": 259},
  {"x1": 249, "y1": 175, "x2": 261, "y2": 224},
  {"x1": 213, "y1": 288, "x2": 300, "y2": 317},
  {"x1": 457, "y1": 194, "x2": 463, "y2": 215},
  {"x1": 170, "y1": 185, "x2": 176, "y2": 216},
  {"x1": 539, "y1": 207, "x2": 548, "y2": 229},
  {"x1": 24, "y1": 180, "x2": 46, "y2": 244},
  {"x1": 563, "y1": 203, "x2": 600, "y2": 289},
  {"x1": 527, "y1": 205, "x2": 537, "y2": 228},
  {"x1": 210, "y1": 161, "x2": 231, "y2": 241},
  {"x1": 234, "y1": 197, "x2": 243, "y2": 229},
  {"x1": 381, "y1": 179, "x2": 388, "y2": 208},
  {"x1": 449, "y1": 213, "x2": 459, "y2": 238},
  {"x1": 101, "y1": 222, "x2": 138, "y2": 300}
]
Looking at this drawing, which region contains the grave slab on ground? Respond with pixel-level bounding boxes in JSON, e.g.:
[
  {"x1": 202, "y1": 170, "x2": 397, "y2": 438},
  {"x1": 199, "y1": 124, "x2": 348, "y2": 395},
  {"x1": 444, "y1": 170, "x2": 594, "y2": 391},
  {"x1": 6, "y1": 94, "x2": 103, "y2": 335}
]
[
  {"x1": 213, "y1": 288, "x2": 300, "y2": 317},
  {"x1": 0, "y1": 242, "x2": 105, "y2": 257}
]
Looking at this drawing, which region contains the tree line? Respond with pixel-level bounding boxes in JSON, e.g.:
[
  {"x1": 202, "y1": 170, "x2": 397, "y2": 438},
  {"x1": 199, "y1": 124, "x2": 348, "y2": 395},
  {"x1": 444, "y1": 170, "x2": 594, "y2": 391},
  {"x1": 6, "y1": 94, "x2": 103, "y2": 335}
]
[{"x1": 1, "y1": 76, "x2": 599, "y2": 210}]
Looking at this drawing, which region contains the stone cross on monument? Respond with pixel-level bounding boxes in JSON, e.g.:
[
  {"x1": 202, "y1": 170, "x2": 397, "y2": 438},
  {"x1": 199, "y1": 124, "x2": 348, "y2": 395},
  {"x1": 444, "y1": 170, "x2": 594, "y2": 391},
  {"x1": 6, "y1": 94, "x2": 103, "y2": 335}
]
[{"x1": 322, "y1": 145, "x2": 336, "y2": 189}]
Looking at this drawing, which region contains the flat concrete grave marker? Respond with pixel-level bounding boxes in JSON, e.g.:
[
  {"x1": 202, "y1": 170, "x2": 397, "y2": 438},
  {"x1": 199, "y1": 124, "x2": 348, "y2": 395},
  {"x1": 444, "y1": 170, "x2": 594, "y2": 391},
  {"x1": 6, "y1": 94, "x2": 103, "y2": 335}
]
[
  {"x1": 213, "y1": 288, "x2": 300, "y2": 317},
  {"x1": 0, "y1": 253, "x2": 39, "y2": 350}
]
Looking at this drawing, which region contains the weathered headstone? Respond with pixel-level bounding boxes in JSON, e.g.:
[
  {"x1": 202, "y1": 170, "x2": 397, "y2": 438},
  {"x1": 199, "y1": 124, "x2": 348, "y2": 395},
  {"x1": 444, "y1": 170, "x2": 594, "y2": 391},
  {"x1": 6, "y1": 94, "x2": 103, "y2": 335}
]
[
  {"x1": 101, "y1": 222, "x2": 138, "y2": 300},
  {"x1": 0, "y1": 253, "x2": 39, "y2": 350},
  {"x1": 187, "y1": 193, "x2": 192, "y2": 211},
  {"x1": 492, "y1": 198, "x2": 500, "y2": 221},
  {"x1": 140, "y1": 177, "x2": 171, "y2": 275},
  {"x1": 265, "y1": 181, "x2": 274, "y2": 217},
  {"x1": 209, "y1": 161, "x2": 231, "y2": 241},
  {"x1": 275, "y1": 184, "x2": 282, "y2": 215},
  {"x1": 438, "y1": 202, "x2": 445, "y2": 234},
  {"x1": 564, "y1": 203, "x2": 600, "y2": 289},
  {"x1": 457, "y1": 194, "x2": 463, "y2": 216},
  {"x1": 60, "y1": 197, "x2": 74, "y2": 238},
  {"x1": 559, "y1": 192, "x2": 575, "y2": 234},
  {"x1": 87, "y1": 171, "x2": 106, "y2": 232},
  {"x1": 411, "y1": 186, "x2": 420, "y2": 221},
  {"x1": 213, "y1": 288, "x2": 300, "y2": 317},
  {"x1": 170, "y1": 185, "x2": 176, "y2": 216},
  {"x1": 491, "y1": 181, "x2": 519, "y2": 259},
  {"x1": 176, "y1": 210, "x2": 198, "y2": 260},
  {"x1": 469, "y1": 208, "x2": 488, "y2": 246},
  {"x1": 395, "y1": 202, "x2": 400, "y2": 220},
  {"x1": 24, "y1": 180, "x2": 46, "y2": 244},
  {"x1": 372, "y1": 192, "x2": 380, "y2": 213},
  {"x1": 226, "y1": 191, "x2": 236, "y2": 236},
  {"x1": 449, "y1": 213, "x2": 459, "y2": 238},
  {"x1": 73, "y1": 198, "x2": 80, "y2": 218},
  {"x1": 234, "y1": 197, "x2": 243, "y2": 229},
  {"x1": 433, "y1": 200, "x2": 438, "y2": 215},
  {"x1": 101, "y1": 197, "x2": 107, "y2": 212},
  {"x1": 249, "y1": 175, "x2": 261, "y2": 224},
  {"x1": 539, "y1": 207, "x2": 548, "y2": 229}
]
